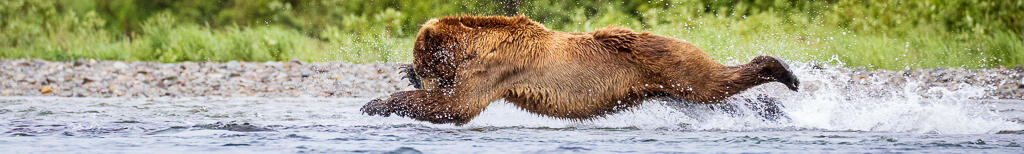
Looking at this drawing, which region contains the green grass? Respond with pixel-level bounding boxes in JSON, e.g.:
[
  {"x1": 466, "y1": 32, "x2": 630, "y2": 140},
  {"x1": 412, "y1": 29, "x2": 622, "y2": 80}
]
[
  {"x1": 641, "y1": 14, "x2": 1024, "y2": 69},
  {"x1": 1, "y1": 0, "x2": 1022, "y2": 70}
]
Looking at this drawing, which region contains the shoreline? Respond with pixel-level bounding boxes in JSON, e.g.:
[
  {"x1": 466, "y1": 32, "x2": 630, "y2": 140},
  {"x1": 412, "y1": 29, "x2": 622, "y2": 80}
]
[
  {"x1": 1, "y1": 59, "x2": 1022, "y2": 99},
  {"x1": 1, "y1": 59, "x2": 413, "y2": 98}
]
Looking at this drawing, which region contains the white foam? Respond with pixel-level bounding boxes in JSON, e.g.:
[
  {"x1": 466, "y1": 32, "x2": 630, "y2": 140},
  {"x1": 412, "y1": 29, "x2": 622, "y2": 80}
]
[
  {"x1": 464, "y1": 63, "x2": 1024, "y2": 134},
  {"x1": 2, "y1": 62, "x2": 1020, "y2": 135}
]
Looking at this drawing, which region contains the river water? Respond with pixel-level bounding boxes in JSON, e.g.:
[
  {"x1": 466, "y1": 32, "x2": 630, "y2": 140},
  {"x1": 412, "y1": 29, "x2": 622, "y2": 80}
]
[{"x1": 2, "y1": 65, "x2": 1024, "y2": 153}]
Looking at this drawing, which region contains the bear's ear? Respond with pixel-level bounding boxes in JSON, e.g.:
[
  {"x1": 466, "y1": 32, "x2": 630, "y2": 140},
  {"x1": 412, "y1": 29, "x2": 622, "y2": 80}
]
[{"x1": 593, "y1": 28, "x2": 640, "y2": 52}]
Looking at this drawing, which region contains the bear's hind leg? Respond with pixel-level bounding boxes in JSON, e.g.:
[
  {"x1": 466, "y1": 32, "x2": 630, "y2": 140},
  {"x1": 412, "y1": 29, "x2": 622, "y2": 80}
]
[{"x1": 361, "y1": 89, "x2": 491, "y2": 125}]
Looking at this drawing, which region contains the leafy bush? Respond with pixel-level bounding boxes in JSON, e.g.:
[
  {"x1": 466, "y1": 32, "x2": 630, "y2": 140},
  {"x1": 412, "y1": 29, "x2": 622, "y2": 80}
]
[{"x1": 0, "y1": 0, "x2": 1021, "y2": 69}]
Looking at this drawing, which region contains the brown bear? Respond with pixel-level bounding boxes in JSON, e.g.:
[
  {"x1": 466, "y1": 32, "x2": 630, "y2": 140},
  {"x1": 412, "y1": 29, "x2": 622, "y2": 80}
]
[{"x1": 361, "y1": 15, "x2": 799, "y2": 125}]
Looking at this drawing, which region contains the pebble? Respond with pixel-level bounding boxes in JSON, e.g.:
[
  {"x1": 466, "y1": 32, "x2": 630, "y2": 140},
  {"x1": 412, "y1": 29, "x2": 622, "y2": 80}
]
[{"x1": 40, "y1": 87, "x2": 53, "y2": 94}]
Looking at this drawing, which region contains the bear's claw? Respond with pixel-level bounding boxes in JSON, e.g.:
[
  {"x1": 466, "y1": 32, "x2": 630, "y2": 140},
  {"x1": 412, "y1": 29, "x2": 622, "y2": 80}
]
[{"x1": 360, "y1": 99, "x2": 392, "y2": 117}]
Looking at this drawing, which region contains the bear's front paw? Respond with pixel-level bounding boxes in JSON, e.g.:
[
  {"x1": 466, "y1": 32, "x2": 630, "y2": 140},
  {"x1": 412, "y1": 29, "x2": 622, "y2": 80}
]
[{"x1": 360, "y1": 99, "x2": 393, "y2": 117}]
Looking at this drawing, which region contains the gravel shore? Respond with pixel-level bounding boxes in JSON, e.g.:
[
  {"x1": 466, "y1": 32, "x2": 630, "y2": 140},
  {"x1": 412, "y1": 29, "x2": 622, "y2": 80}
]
[
  {"x1": 1, "y1": 59, "x2": 1022, "y2": 99},
  {"x1": 1, "y1": 59, "x2": 412, "y2": 98}
]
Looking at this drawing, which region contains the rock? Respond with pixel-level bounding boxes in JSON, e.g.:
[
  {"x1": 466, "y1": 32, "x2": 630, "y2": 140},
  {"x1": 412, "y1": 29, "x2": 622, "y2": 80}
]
[
  {"x1": 83, "y1": 76, "x2": 100, "y2": 84},
  {"x1": 112, "y1": 62, "x2": 128, "y2": 70},
  {"x1": 40, "y1": 87, "x2": 54, "y2": 94},
  {"x1": 225, "y1": 61, "x2": 241, "y2": 70},
  {"x1": 15, "y1": 73, "x2": 26, "y2": 81},
  {"x1": 72, "y1": 60, "x2": 86, "y2": 67},
  {"x1": 208, "y1": 73, "x2": 225, "y2": 79}
]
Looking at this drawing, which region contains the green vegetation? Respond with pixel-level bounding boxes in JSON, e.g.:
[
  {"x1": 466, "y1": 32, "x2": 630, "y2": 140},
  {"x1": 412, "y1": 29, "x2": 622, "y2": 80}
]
[{"x1": 1, "y1": 0, "x2": 1021, "y2": 69}]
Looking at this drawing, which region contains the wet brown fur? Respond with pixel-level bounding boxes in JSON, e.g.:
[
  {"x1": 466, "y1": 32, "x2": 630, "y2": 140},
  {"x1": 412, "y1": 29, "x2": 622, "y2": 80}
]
[{"x1": 361, "y1": 15, "x2": 799, "y2": 125}]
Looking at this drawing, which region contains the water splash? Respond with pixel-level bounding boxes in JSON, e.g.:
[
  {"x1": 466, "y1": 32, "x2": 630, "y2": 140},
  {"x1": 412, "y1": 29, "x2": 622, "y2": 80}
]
[
  {"x1": 464, "y1": 63, "x2": 1023, "y2": 134},
  {"x1": 0, "y1": 64, "x2": 1020, "y2": 136}
]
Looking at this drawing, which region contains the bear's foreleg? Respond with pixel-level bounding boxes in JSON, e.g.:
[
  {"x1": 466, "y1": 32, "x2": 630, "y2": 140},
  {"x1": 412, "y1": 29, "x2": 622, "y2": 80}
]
[{"x1": 360, "y1": 89, "x2": 492, "y2": 125}]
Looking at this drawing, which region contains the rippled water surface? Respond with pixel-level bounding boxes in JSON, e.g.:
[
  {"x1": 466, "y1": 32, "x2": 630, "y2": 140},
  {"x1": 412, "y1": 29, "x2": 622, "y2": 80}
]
[
  {"x1": 3, "y1": 65, "x2": 1024, "y2": 153},
  {"x1": 1, "y1": 96, "x2": 1022, "y2": 153}
]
